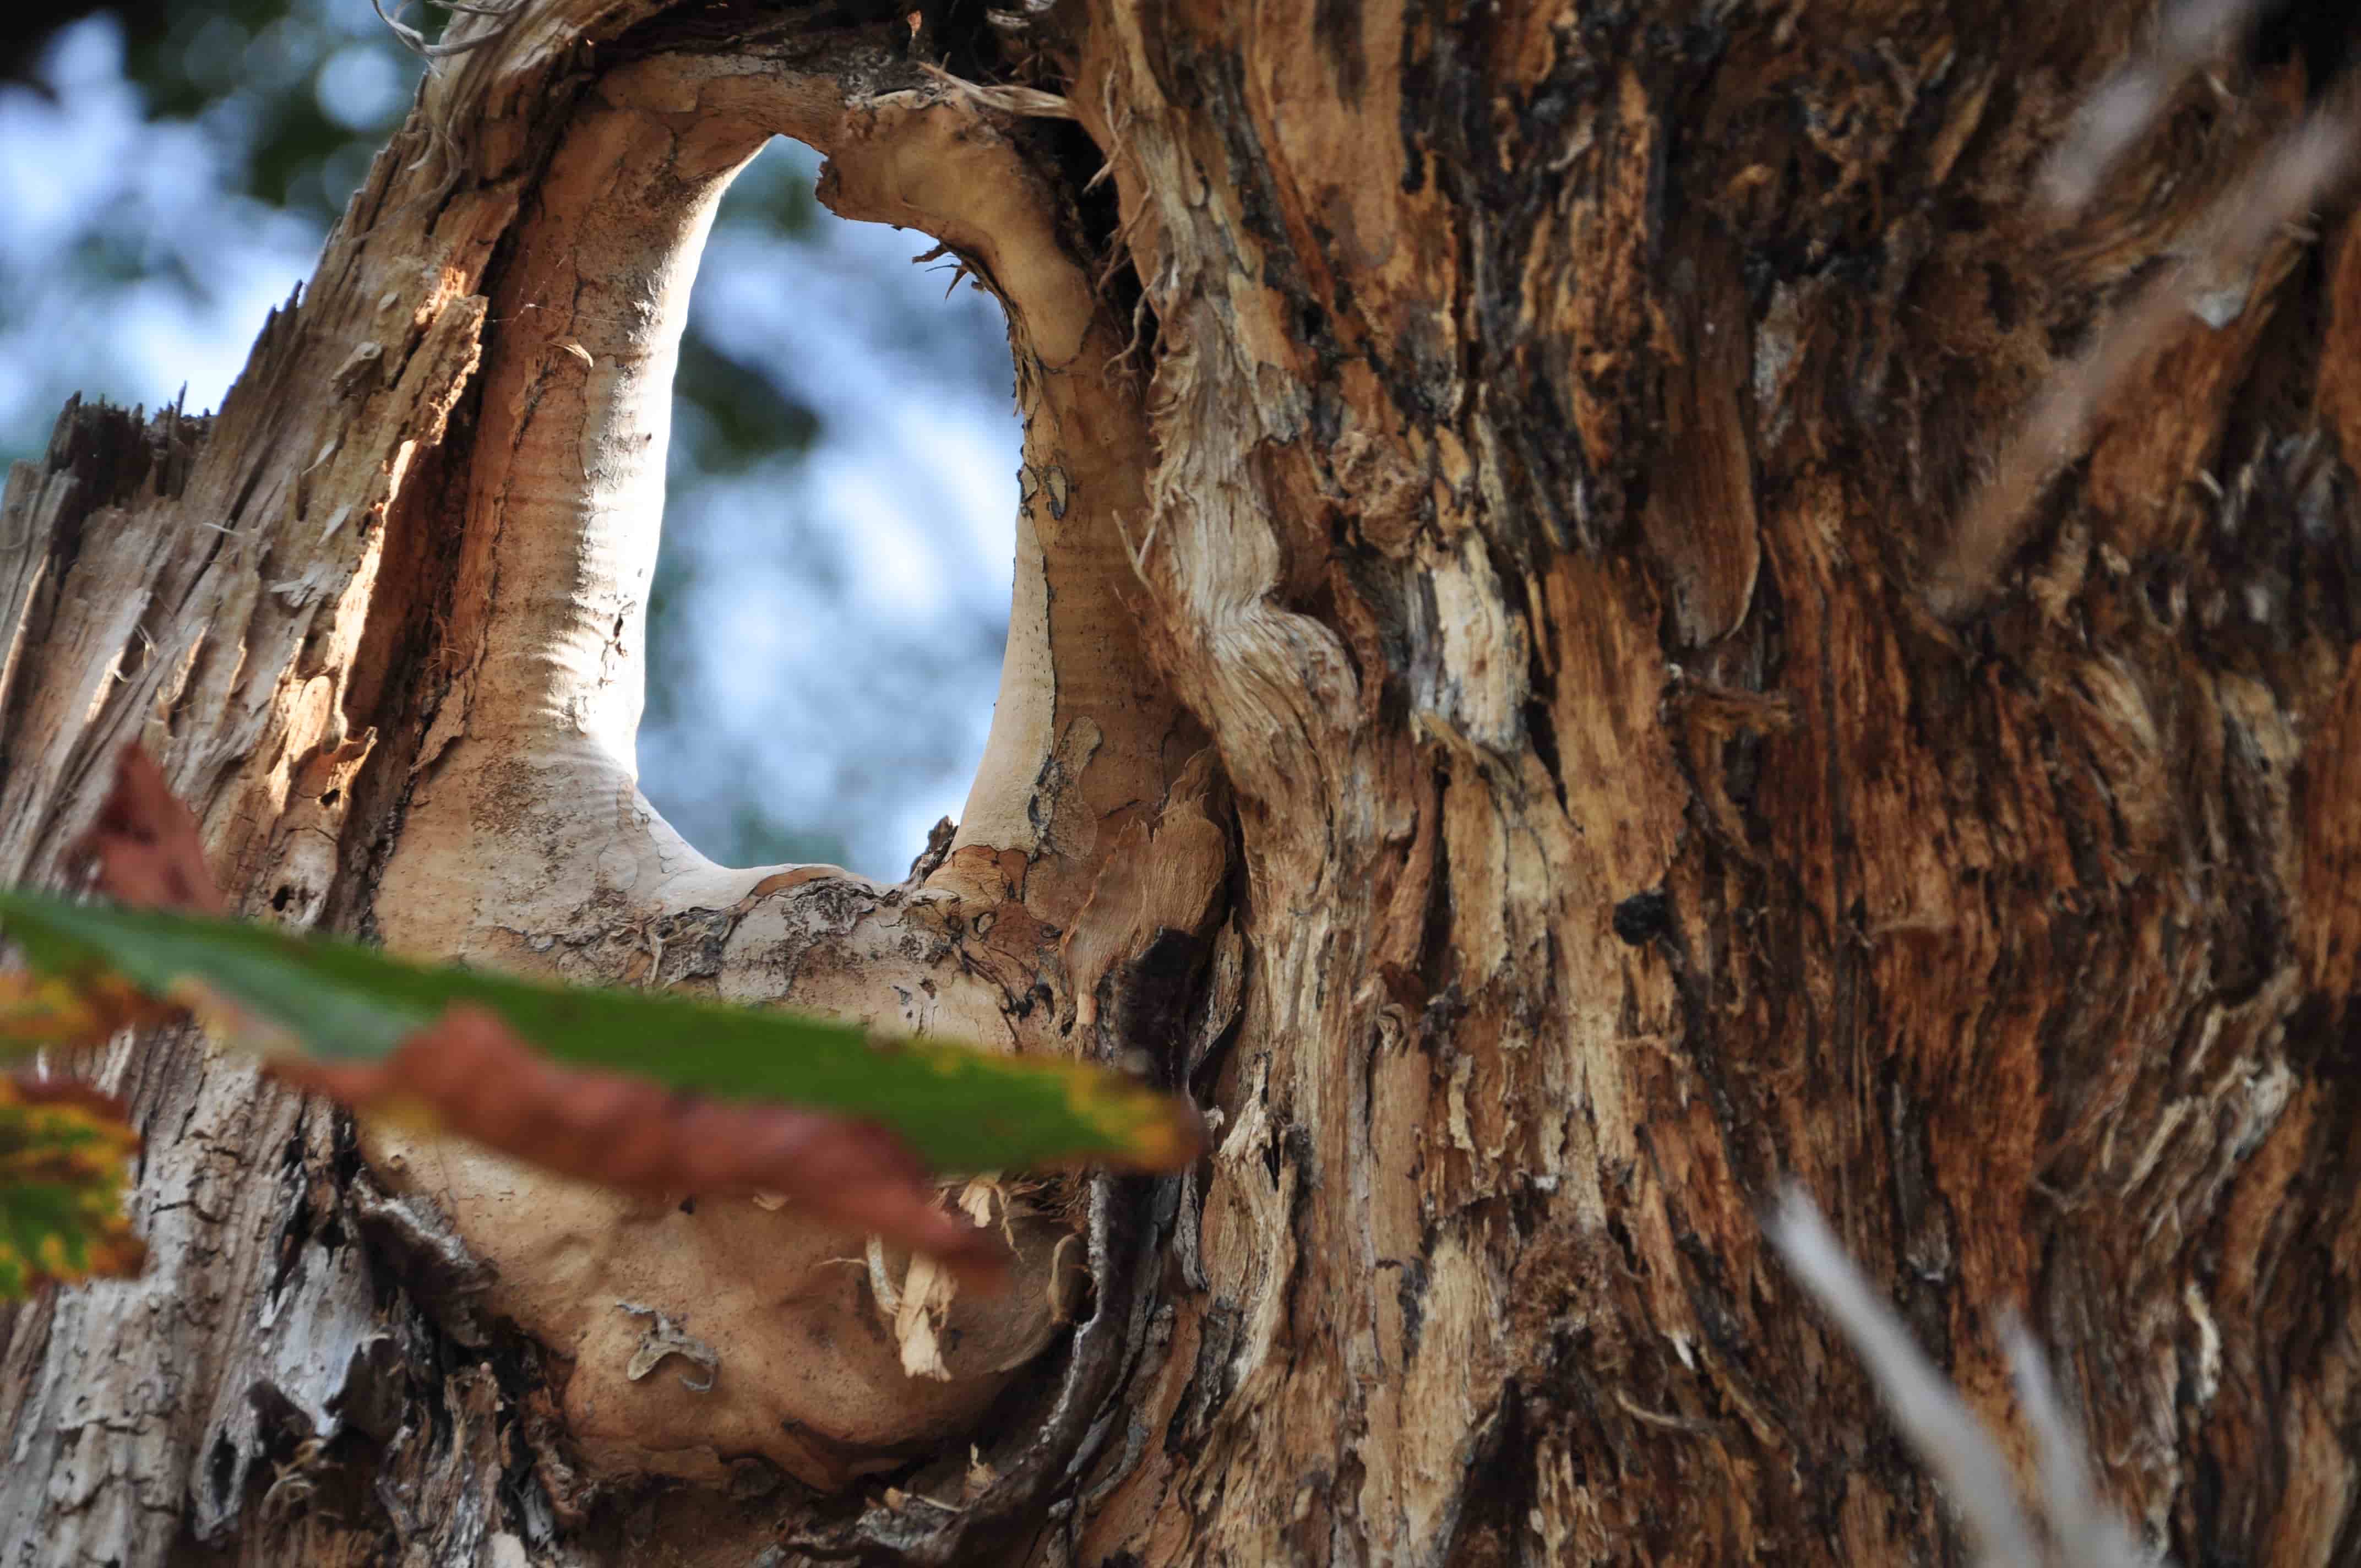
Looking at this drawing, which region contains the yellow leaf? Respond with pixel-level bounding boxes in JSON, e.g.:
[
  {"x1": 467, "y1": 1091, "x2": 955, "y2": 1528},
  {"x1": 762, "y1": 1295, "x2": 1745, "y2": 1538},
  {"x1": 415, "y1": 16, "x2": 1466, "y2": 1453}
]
[{"x1": 0, "y1": 1074, "x2": 146, "y2": 1299}]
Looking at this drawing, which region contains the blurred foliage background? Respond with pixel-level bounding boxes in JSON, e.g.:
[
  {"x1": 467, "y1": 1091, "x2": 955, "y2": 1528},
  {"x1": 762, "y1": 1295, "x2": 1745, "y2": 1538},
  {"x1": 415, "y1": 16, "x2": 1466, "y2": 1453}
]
[{"x1": 0, "y1": 1, "x2": 1019, "y2": 876}]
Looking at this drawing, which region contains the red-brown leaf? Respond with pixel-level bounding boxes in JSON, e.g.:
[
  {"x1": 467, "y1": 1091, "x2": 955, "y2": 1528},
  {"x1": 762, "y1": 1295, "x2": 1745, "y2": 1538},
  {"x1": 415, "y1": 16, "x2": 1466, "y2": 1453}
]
[
  {"x1": 271, "y1": 1007, "x2": 1008, "y2": 1286},
  {"x1": 73, "y1": 746, "x2": 226, "y2": 915}
]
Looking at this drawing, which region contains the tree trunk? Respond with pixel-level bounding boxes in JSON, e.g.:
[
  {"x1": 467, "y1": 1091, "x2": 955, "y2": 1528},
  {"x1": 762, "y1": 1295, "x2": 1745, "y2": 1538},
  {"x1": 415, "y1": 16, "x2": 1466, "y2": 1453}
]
[{"x1": 3, "y1": 2, "x2": 2359, "y2": 1564}]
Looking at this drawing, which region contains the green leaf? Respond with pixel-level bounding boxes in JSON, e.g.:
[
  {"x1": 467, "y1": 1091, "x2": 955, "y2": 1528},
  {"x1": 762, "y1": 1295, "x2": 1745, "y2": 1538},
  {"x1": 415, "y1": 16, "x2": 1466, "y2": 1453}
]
[
  {"x1": 0, "y1": 1075, "x2": 145, "y2": 1301},
  {"x1": 0, "y1": 888, "x2": 1200, "y2": 1176}
]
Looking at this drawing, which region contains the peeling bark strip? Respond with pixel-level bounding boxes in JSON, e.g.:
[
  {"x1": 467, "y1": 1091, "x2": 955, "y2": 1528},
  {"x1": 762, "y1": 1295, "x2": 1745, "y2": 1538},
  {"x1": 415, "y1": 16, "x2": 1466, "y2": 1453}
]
[{"x1": 3, "y1": 0, "x2": 2361, "y2": 1564}]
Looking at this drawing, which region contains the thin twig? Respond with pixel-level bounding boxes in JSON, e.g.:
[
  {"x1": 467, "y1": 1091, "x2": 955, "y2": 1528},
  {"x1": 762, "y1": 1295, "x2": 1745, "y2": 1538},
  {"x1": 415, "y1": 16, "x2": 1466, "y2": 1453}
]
[
  {"x1": 2041, "y1": 0, "x2": 2266, "y2": 215},
  {"x1": 918, "y1": 60, "x2": 1078, "y2": 121},
  {"x1": 1769, "y1": 1187, "x2": 2177, "y2": 1566},
  {"x1": 2001, "y1": 1315, "x2": 2158, "y2": 1568},
  {"x1": 1766, "y1": 1186, "x2": 2047, "y2": 1568},
  {"x1": 372, "y1": 0, "x2": 530, "y2": 67},
  {"x1": 1933, "y1": 102, "x2": 2359, "y2": 618}
]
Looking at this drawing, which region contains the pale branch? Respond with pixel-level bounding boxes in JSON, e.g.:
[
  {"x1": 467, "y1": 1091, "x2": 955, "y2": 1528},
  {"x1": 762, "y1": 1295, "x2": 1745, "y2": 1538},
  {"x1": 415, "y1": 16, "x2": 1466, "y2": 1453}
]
[
  {"x1": 2039, "y1": 0, "x2": 2270, "y2": 215},
  {"x1": 918, "y1": 59, "x2": 1080, "y2": 120},
  {"x1": 1768, "y1": 1187, "x2": 2163, "y2": 1568},
  {"x1": 1935, "y1": 85, "x2": 2359, "y2": 617},
  {"x1": 2003, "y1": 1315, "x2": 2157, "y2": 1568},
  {"x1": 373, "y1": 0, "x2": 532, "y2": 64}
]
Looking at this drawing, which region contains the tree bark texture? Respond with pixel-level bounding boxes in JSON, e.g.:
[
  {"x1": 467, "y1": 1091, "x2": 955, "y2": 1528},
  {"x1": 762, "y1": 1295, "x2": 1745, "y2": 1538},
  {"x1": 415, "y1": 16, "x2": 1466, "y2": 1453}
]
[{"x1": 3, "y1": 2, "x2": 2360, "y2": 1565}]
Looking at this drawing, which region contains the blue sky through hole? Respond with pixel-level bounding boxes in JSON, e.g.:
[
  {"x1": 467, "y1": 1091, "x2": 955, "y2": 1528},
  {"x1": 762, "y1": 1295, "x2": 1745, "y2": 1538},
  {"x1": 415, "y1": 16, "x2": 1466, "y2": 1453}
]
[
  {"x1": 643, "y1": 138, "x2": 1019, "y2": 875},
  {"x1": 0, "y1": 12, "x2": 1020, "y2": 880}
]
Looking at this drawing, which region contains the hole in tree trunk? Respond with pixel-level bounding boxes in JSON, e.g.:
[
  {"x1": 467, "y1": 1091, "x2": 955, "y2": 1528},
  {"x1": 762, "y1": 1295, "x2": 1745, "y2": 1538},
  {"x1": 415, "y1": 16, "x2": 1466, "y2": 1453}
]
[{"x1": 640, "y1": 136, "x2": 1020, "y2": 878}]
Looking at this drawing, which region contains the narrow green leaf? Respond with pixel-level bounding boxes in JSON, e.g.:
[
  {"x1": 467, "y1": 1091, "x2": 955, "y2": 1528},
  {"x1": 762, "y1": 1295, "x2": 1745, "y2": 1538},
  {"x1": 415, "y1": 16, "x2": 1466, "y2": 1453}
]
[{"x1": 0, "y1": 888, "x2": 1200, "y2": 1175}]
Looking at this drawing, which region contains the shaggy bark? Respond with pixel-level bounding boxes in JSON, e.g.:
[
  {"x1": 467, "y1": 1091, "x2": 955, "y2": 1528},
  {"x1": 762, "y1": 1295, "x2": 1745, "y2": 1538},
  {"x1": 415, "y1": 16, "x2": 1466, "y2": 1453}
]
[{"x1": 2, "y1": 1, "x2": 2359, "y2": 1564}]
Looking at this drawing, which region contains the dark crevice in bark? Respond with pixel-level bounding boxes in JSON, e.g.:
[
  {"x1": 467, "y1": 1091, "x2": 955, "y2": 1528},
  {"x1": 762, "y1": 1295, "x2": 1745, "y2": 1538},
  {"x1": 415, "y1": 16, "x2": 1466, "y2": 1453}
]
[
  {"x1": 785, "y1": 1173, "x2": 1174, "y2": 1564},
  {"x1": 2251, "y1": 2, "x2": 2361, "y2": 96}
]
